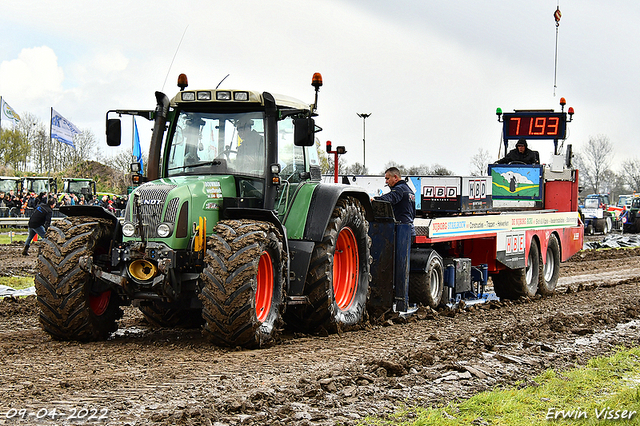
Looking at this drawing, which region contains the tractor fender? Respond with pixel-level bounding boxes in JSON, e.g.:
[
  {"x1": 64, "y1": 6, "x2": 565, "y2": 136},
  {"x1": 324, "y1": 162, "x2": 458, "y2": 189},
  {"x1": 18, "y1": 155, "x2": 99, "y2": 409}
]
[
  {"x1": 223, "y1": 207, "x2": 288, "y2": 245},
  {"x1": 303, "y1": 184, "x2": 374, "y2": 242},
  {"x1": 59, "y1": 205, "x2": 121, "y2": 230},
  {"x1": 58, "y1": 205, "x2": 123, "y2": 246}
]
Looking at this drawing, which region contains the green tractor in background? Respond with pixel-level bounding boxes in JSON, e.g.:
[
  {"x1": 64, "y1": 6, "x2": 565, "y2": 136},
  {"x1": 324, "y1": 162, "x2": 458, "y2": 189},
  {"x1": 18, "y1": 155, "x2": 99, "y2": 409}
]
[
  {"x1": 23, "y1": 176, "x2": 57, "y2": 195},
  {"x1": 62, "y1": 177, "x2": 97, "y2": 202},
  {"x1": 35, "y1": 73, "x2": 373, "y2": 348}
]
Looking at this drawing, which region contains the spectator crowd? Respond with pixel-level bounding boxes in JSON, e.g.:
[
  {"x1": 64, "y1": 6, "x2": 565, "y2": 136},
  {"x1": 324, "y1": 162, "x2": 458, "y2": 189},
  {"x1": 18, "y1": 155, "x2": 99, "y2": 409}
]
[{"x1": 0, "y1": 190, "x2": 127, "y2": 218}]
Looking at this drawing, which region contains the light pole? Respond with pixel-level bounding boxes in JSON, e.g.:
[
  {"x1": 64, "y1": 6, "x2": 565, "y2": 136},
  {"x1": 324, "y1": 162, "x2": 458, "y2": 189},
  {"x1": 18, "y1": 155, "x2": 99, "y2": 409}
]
[{"x1": 357, "y1": 113, "x2": 371, "y2": 172}]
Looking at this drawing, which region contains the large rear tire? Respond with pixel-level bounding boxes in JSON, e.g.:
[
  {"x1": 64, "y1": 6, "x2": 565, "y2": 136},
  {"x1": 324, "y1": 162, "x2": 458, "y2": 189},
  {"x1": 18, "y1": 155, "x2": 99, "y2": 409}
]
[
  {"x1": 291, "y1": 196, "x2": 371, "y2": 332},
  {"x1": 409, "y1": 252, "x2": 444, "y2": 309},
  {"x1": 35, "y1": 217, "x2": 122, "y2": 341},
  {"x1": 538, "y1": 234, "x2": 560, "y2": 296},
  {"x1": 492, "y1": 238, "x2": 540, "y2": 300},
  {"x1": 200, "y1": 220, "x2": 285, "y2": 348}
]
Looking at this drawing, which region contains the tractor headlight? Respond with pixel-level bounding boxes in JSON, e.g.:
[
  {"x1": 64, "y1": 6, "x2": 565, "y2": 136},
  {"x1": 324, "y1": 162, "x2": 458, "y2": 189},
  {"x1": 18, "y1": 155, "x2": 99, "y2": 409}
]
[
  {"x1": 122, "y1": 222, "x2": 136, "y2": 237},
  {"x1": 156, "y1": 223, "x2": 172, "y2": 238}
]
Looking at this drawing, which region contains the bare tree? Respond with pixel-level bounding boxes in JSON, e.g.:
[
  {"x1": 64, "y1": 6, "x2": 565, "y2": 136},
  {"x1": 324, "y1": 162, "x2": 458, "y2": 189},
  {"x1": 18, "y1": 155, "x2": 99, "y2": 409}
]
[
  {"x1": 575, "y1": 135, "x2": 614, "y2": 194},
  {"x1": 406, "y1": 164, "x2": 430, "y2": 175},
  {"x1": 382, "y1": 161, "x2": 405, "y2": 175},
  {"x1": 15, "y1": 112, "x2": 46, "y2": 172},
  {"x1": 429, "y1": 164, "x2": 454, "y2": 176},
  {"x1": 620, "y1": 158, "x2": 640, "y2": 192},
  {"x1": 105, "y1": 149, "x2": 135, "y2": 194},
  {"x1": 469, "y1": 147, "x2": 491, "y2": 176},
  {"x1": 69, "y1": 129, "x2": 98, "y2": 165},
  {"x1": 325, "y1": 155, "x2": 347, "y2": 175},
  {"x1": 344, "y1": 162, "x2": 367, "y2": 175}
]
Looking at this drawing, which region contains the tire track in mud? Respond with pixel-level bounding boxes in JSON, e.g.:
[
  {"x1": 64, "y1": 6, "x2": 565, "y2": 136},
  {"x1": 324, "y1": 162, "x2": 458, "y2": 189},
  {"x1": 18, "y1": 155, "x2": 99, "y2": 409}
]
[{"x1": 0, "y1": 246, "x2": 639, "y2": 425}]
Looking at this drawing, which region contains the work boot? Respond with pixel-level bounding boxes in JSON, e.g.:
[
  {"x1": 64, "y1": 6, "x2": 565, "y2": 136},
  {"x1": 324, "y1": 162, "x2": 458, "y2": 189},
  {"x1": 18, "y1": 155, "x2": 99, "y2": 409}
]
[{"x1": 22, "y1": 246, "x2": 28, "y2": 256}]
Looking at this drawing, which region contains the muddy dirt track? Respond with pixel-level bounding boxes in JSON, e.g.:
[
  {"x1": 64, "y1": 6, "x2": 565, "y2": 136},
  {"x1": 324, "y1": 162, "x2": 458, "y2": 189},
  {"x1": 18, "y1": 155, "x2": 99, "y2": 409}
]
[{"x1": 1, "y1": 242, "x2": 640, "y2": 425}]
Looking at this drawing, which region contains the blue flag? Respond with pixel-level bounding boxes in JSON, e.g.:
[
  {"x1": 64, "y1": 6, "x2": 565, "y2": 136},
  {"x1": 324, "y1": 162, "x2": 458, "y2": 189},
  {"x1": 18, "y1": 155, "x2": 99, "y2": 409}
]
[
  {"x1": 51, "y1": 108, "x2": 79, "y2": 148},
  {"x1": 133, "y1": 118, "x2": 144, "y2": 174}
]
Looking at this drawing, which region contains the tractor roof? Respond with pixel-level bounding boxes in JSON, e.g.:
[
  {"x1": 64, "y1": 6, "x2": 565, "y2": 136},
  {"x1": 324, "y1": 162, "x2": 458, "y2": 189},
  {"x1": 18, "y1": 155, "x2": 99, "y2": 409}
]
[{"x1": 170, "y1": 89, "x2": 310, "y2": 111}]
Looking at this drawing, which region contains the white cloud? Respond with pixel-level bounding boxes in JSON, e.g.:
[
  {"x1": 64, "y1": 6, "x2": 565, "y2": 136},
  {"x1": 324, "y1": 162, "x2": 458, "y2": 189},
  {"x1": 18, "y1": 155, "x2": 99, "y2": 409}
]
[
  {"x1": 0, "y1": 46, "x2": 64, "y2": 103},
  {"x1": 0, "y1": 1, "x2": 639, "y2": 175}
]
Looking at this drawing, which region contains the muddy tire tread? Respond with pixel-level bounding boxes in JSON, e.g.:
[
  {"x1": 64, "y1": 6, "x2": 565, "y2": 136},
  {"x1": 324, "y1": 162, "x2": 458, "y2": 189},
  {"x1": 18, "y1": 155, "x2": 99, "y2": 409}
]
[
  {"x1": 35, "y1": 216, "x2": 122, "y2": 341},
  {"x1": 200, "y1": 220, "x2": 285, "y2": 348}
]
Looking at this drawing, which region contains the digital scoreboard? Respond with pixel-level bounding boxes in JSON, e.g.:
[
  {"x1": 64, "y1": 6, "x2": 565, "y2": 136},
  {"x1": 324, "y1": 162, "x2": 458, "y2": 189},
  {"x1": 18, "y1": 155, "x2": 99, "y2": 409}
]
[{"x1": 501, "y1": 111, "x2": 567, "y2": 140}]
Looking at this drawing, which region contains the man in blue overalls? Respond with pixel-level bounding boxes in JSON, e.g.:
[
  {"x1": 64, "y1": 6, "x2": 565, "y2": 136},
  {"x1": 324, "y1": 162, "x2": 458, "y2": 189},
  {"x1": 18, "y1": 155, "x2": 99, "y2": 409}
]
[{"x1": 374, "y1": 167, "x2": 416, "y2": 238}]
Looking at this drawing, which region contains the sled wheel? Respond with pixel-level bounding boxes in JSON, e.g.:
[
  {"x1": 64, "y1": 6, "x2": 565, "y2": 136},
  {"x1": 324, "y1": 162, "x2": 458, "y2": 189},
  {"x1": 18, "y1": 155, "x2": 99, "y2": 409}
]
[
  {"x1": 200, "y1": 220, "x2": 285, "y2": 348},
  {"x1": 538, "y1": 234, "x2": 560, "y2": 296},
  {"x1": 290, "y1": 196, "x2": 371, "y2": 332},
  {"x1": 35, "y1": 216, "x2": 122, "y2": 341},
  {"x1": 409, "y1": 251, "x2": 444, "y2": 309},
  {"x1": 493, "y1": 238, "x2": 540, "y2": 300}
]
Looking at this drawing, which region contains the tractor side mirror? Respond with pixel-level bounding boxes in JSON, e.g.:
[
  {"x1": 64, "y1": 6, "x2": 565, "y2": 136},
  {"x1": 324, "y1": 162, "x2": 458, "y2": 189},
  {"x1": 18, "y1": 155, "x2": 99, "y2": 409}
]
[
  {"x1": 294, "y1": 117, "x2": 315, "y2": 147},
  {"x1": 106, "y1": 118, "x2": 122, "y2": 147}
]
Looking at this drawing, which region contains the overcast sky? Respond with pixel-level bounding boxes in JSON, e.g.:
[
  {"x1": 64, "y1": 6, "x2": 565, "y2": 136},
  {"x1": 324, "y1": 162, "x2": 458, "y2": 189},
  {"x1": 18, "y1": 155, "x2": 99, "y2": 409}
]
[{"x1": 1, "y1": 1, "x2": 637, "y2": 175}]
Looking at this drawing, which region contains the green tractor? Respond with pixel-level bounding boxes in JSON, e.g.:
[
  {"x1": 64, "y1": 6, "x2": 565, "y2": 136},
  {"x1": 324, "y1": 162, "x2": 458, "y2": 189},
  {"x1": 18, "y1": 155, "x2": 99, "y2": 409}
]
[
  {"x1": 35, "y1": 73, "x2": 373, "y2": 348},
  {"x1": 62, "y1": 177, "x2": 97, "y2": 202}
]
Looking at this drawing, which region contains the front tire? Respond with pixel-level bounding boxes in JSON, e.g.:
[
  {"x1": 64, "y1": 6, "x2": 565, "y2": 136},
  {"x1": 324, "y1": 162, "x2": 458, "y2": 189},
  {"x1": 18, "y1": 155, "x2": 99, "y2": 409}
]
[
  {"x1": 35, "y1": 217, "x2": 122, "y2": 341},
  {"x1": 200, "y1": 220, "x2": 285, "y2": 348},
  {"x1": 292, "y1": 196, "x2": 371, "y2": 332}
]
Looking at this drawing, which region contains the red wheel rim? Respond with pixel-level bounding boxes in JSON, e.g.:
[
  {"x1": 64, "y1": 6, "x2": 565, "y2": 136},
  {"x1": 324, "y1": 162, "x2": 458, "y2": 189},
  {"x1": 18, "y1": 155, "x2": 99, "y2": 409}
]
[
  {"x1": 255, "y1": 251, "x2": 274, "y2": 323},
  {"x1": 89, "y1": 291, "x2": 111, "y2": 316},
  {"x1": 333, "y1": 227, "x2": 359, "y2": 310}
]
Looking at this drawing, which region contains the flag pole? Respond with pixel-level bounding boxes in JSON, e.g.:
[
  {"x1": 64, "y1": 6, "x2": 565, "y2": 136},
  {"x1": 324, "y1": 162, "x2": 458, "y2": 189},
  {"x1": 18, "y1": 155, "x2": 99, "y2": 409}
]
[
  {"x1": 49, "y1": 108, "x2": 53, "y2": 175},
  {"x1": 0, "y1": 96, "x2": 3, "y2": 131}
]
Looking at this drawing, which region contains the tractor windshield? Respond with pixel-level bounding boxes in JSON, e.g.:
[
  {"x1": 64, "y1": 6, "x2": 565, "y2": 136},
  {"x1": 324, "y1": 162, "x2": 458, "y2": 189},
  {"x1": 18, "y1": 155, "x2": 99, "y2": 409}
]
[
  {"x1": 584, "y1": 198, "x2": 600, "y2": 209},
  {"x1": 28, "y1": 179, "x2": 50, "y2": 194},
  {"x1": 0, "y1": 180, "x2": 17, "y2": 193},
  {"x1": 166, "y1": 111, "x2": 265, "y2": 178}
]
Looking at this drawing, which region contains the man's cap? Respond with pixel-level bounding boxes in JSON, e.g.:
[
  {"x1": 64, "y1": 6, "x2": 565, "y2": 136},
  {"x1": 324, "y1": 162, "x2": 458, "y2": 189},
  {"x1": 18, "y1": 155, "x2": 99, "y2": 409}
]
[{"x1": 516, "y1": 138, "x2": 527, "y2": 147}]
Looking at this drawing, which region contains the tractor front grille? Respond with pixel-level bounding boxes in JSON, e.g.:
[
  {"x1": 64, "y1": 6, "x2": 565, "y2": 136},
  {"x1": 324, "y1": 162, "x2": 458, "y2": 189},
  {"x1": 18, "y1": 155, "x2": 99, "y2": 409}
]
[{"x1": 125, "y1": 183, "x2": 177, "y2": 239}]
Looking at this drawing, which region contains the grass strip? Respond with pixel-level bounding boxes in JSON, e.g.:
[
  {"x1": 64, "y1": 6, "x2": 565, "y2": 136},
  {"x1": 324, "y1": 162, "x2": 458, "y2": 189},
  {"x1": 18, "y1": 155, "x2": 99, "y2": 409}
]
[
  {"x1": 362, "y1": 346, "x2": 640, "y2": 425},
  {"x1": 0, "y1": 276, "x2": 34, "y2": 290}
]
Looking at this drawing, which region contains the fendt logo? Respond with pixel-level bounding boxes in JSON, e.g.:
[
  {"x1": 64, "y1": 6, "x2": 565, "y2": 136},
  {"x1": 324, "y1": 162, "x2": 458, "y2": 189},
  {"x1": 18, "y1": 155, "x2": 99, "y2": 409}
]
[{"x1": 142, "y1": 199, "x2": 163, "y2": 205}]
